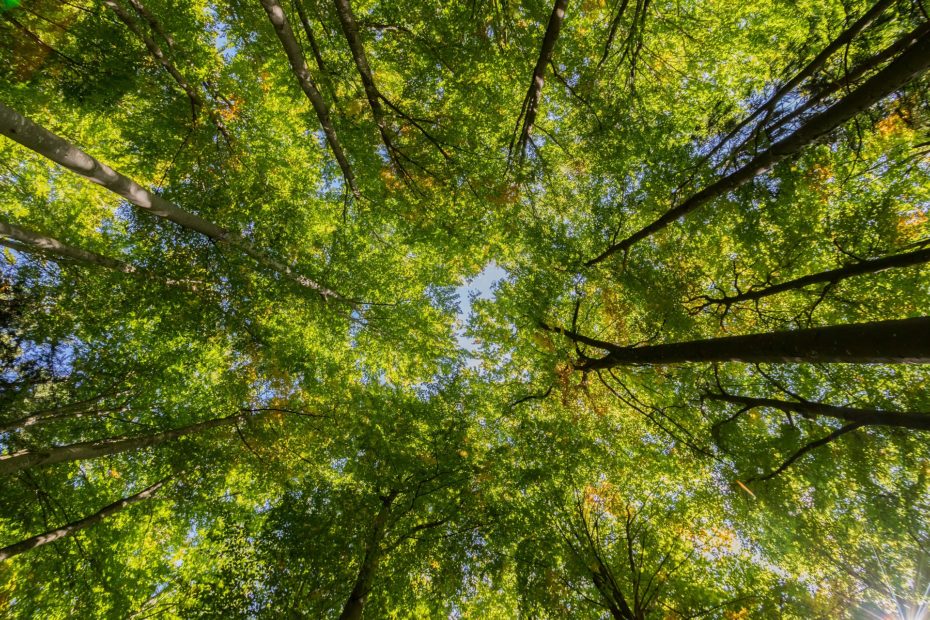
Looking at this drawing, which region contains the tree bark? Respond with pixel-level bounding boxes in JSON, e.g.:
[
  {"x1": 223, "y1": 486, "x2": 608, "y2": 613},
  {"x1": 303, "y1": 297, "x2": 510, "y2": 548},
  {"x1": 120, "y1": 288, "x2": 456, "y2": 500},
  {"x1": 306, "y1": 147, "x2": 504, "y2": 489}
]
[
  {"x1": 294, "y1": 0, "x2": 331, "y2": 86},
  {"x1": 0, "y1": 412, "x2": 246, "y2": 476},
  {"x1": 512, "y1": 0, "x2": 568, "y2": 162},
  {"x1": 0, "y1": 103, "x2": 342, "y2": 300},
  {"x1": 585, "y1": 29, "x2": 930, "y2": 266},
  {"x1": 706, "y1": 393, "x2": 930, "y2": 431},
  {"x1": 103, "y1": 0, "x2": 230, "y2": 141},
  {"x1": 0, "y1": 219, "x2": 139, "y2": 274},
  {"x1": 0, "y1": 219, "x2": 204, "y2": 291},
  {"x1": 0, "y1": 392, "x2": 124, "y2": 434},
  {"x1": 697, "y1": 246, "x2": 930, "y2": 309},
  {"x1": 543, "y1": 317, "x2": 930, "y2": 370},
  {"x1": 700, "y1": 0, "x2": 893, "y2": 167},
  {"x1": 331, "y1": 0, "x2": 395, "y2": 155},
  {"x1": 0, "y1": 477, "x2": 169, "y2": 562},
  {"x1": 259, "y1": 0, "x2": 360, "y2": 198},
  {"x1": 338, "y1": 492, "x2": 396, "y2": 620}
]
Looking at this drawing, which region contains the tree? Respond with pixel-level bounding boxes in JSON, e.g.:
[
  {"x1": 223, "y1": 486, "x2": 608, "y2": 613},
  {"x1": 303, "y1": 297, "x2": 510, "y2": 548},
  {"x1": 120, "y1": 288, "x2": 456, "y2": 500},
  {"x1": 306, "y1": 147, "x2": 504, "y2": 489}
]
[{"x1": 1, "y1": 0, "x2": 929, "y2": 616}]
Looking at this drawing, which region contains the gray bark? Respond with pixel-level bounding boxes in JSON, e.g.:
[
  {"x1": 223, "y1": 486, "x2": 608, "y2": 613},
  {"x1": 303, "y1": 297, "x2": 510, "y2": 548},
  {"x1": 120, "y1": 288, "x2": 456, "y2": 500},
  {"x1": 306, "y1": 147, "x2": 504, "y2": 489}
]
[
  {"x1": 0, "y1": 103, "x2": 341, "y2": 300},
  {"x1": 0, "y1": 477, "x2": 169, "y2": 562}
]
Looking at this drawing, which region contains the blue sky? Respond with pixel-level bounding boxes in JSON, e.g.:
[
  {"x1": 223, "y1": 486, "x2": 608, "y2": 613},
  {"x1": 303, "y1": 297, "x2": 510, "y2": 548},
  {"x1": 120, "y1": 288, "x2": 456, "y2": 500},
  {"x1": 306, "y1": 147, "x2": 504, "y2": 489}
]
[{"x1": 453, "y1": 263, "x2": 507, "y2": 359}]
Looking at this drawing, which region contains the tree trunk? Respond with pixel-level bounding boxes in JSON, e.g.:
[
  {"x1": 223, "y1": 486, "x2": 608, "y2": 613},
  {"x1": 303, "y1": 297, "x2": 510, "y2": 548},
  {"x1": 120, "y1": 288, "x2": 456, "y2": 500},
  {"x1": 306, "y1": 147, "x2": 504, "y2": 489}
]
[
  {"x1": 102, "y1": 0, "x2": 230, "y2": 141},
  {"x1": 0, "y1": 219, "x2": 205, "y2": 292},
  {"x1": 545, "y1": 317, "x2": 930, "y2": 370},
  {"x1": 1, "y1": 219, "x2": 138, "y2": 274},
  {"x1": 259, "y1": 0, "x2": 360, "y2": 198},
  {"x1": 585, "y1": 29, "x2": 930, "y2": 266},
  {"x1": 706, "y1": 393, "x2": 930, "y2": 431},
  {"x1": 0, "y1": 103, "x2": 341, "y2": 300},
  {"x1": 331, "y1": 0, "x2": 398, "y2": 165},
  {"x1": 0, "y1": 412, "x2": 246, "y2": 476},
  {"x1": 0, "y1": 477, "x2": 169, "y2": 562},
  {"x1": 699, "y1": 0, "x2": 893, "y2": 167},
  {"x1": 338, "y1": 492, "x2": 396, "y2": 620},
  {"x1": 698, "y1": 246, "x2": 930, "y2": 309},
  {"x1": 0, "y1": 401, "x2": 123, "y2": 434},
  {"x1": 512, "y1": 0, "x2": 568, "y2": 161},
  {"x1": 294, "y1": 0, "x2": 332, "y2": 90}
]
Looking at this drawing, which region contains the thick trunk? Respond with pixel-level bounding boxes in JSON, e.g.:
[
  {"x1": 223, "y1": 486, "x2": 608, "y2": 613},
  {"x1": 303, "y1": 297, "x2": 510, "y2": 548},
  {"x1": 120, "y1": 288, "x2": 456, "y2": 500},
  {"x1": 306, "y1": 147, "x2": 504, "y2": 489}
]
[
  {"x1": 513, "y1": 0, "x2": 568, "y2": 160},
  {"x1": 0, "y1": 103, "x2": 341, "y2": 300},
  {"x1": 331, "y1": 0, "x2": 397, "y2": 164},
  {"x1": 700, "y1": 246, "x2": 930, "y2": 309},
  {"x1": 590, "y1": 568, "x2": 635, "y2": 620},
  {"x1": 0, "y1": 412, "x2": 245, "y2": 476},
  {"x1": 585, "y1": 30, "x2": 930, "y2": 266},
  {"x1": 0, "y1": 477, "x2": 169, "y2": 562},
  {"x1": 259, "y1": 0, "x2": 360, "y2": 198},
  {"x1": 547, "y1": 317, "x2": 930, "y2": 370},
  {"x1": 338, "y1": 493, "x2": 396, "y2": 620},
  {"x1": 707, "y1": 393, "x2": 930, "y2": 431}
]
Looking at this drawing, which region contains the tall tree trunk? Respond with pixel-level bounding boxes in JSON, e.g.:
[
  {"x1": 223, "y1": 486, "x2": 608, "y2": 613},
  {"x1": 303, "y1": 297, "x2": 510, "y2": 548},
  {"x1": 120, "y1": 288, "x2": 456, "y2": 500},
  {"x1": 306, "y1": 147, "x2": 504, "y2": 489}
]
[
  {"x1": 696, "y1": 246, "x2": 930, "y2": 310},
  {"x1": 699, "y1": 0, "x2": 893, "y2": 167},
  {"x1": 331, "y1": 0, "x2": 400, "y2": 170},
  {"x1": 0, "y1": 477, "x2": 169, "y2": 562},
  {"x1": 0, "y1": 412, "x2": 246, "y2": 476},
  {"x1": 259, "y1": 0, "x2": 360, "y2": 198},
  {"x1": 585, "y1": 29, "x2": 930, "y2": 266},
  {"x1": 706, "y1": 393, "x2": 930, "y2": 431},
  {"x1": 0, "y1": 219, "x2": 138, "y2": 275},
  {"x1": 542, "y1": 317, "x2": 930, "y2": 370},
  {"x1": 0, "y1": 219, "x2": 203, "y2": 291},
  {"x1": 0, "y1": 103, "x2": 342, "y2": 301},
  {"x1": 294, "y1": 0, "x2": 332, "y2": 91},
  {"x1": 0, "y1": 393, "x2": 124, "y2": 434},
  {"x1": 339, "y1": 492, "x2": 397, "y2": 620},
  {"x1": 102, "y1": 0, "x2": 230, "y2": 141},
  {"x1": 512, "y1": 0, "x2": 568, "y2": 162}
]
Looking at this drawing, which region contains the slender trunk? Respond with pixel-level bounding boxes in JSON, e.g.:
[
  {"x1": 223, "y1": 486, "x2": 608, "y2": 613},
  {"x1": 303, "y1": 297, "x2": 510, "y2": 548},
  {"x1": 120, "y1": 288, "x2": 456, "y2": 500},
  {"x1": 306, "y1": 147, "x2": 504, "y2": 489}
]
[
  {"x1": 103, "y1": 0, "x2": 230, "y2": 140},
  {"x1": 0, "y1": 477, "x2": 169, "y2": 562},
  {"x1": 765, "y1": 21, "x2": 930, "y2": 140},
  {"x1": 585, "y1": 30, "x2": 930, "y2": 266},
  {"x1": 293, "y1": 0, "x2": 331, "y2": 86},
  {"x1": 0, "y1": 219, "x2": 136, "y2": 275},
  {"x1": 597, "y1": 0, "x2": 631, "y2": 69},
  {"x1": 512, "y1": 0, "x2": 568, "y2": 161},
  {"x1": 125, "y1": 0, "x2": 175, "y2": 49},
  {"x1": 103, "y1": 0, "x2": 202, "y2": 112},
  {"x1": 707, "y1": 393, "x2": 930, "y2": 431},
  {"x1": 543, "y1": 317, "x2": 930, "y2": 370},
  {"x1": 699, "y1": 246, "x2": 930, "y2": 309},
  {"x1": 259, "y1": 0, "x2": 360, "y2": 198},
  {"x1": 0, "y1": 218, "x2": 205, "y2": 291},
  {"x1": 331, "y1": 0, "x2": 397, "y2": 166},
  {"x1": 701, "y1": 0, "x2": 893, "y2": 167},
  {"x1": 0, "y1": 412, "x2": 246, "y2": 476},
  {"x1": 0, "y1": 402, "x2": 125, "y2": 434},
  {"x1": 338, "y1": 492, "x2": 396, "y2": 620},
  {"x1": 0, "y1": 103, "x2": 341, "y2": 300}
]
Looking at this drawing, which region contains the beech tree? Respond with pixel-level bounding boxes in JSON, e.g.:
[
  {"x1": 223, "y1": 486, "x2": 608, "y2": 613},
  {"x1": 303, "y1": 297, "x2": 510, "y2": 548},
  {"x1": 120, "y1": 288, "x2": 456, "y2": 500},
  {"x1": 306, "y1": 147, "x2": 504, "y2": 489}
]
[{"x1": 1, "y1": 0, "x2": 929, "y2": 617}]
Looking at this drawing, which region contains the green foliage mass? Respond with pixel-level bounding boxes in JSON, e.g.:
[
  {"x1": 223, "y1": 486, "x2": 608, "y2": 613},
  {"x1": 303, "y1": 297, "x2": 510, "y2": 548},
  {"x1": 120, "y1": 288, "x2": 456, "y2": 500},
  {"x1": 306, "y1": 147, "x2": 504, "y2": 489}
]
[{"x1": 0, "y1": 0, "x2": 929, "y2": 617}]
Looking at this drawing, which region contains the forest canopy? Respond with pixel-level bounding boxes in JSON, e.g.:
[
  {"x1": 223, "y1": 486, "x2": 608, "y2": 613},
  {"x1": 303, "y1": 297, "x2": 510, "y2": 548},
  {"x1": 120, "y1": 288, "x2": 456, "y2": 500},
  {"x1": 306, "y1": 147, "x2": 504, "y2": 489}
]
[{"x1": 1, "y1": 0, "x2": 929, "y2": 617}]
